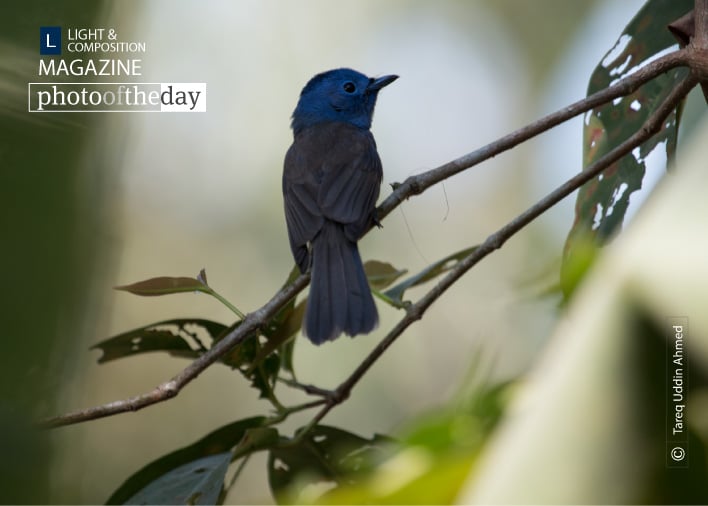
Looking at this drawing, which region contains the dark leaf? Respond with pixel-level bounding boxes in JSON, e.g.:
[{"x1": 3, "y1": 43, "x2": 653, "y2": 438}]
[
  {"x1": 383, "y1": 246, "x2": 478, "y2": 307},
  {"x1": 125, "y1": 452, "x2": 231, "y2": 505},
  {"x1": 107, "y1": 417, "x2": 266, "y2": 505},
  {"x1": 256, "y1": 300, "x2": 305, "y2": 367},
  {"x1": 562, "y1": 0, "x2": 692, "y2": 297},
  {"x1": 279, "y1": 335, "x2": 297, "y2": 377},
  {"x1": 245, "y1": 265, "x2": 305, "y2": 378},
  {"x1": 115, "y1": 276, "x2": 208, "y2": 296},
  {"x1": 268, "y1": 425, "x2": 395, "y2": 503},
  {"x1": 248, "y1": 351, "x2": 282, "y2": 400},
  {"x1": 207, "y1": 322, "x2": 282, "y2": 399},
  {"x1": 210, "y1": 320, "x2": 250, "y2": 369},
  {"x1": 232, "y1": 427, "x2": 280, "y2": 460},
  {"x1": 363, "y1": 260, "x2": 407, "y2": 290},
  {"x1": 92, "y1": 318, "x2": 227, "y2": 364}
]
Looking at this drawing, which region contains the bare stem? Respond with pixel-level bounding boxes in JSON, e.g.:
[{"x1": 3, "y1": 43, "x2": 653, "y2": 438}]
[{"x1": 41, "y1": 48, "x2": 691, "y2": 430}]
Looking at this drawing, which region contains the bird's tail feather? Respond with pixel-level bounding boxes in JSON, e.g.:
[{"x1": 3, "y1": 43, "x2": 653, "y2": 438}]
[{"x1": 304, "y1": 221, "x2": 378, "y2": 344}]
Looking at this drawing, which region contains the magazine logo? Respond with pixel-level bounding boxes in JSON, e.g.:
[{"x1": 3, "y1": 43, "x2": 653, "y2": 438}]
[
  {"x1": 40, "y1": 27, "x2": 61, "y2": 55},
  {"x1": 28, "y1": 83, "x2": 207, "y2": 112},
  {"x1": 32, "y1": 26, "x2": 207, "y2": 112}
]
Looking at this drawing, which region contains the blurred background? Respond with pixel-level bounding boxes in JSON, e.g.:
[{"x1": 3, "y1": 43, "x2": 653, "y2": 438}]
[{"x1": 2, "y1": 0, "x2": 704, "y2": 503}]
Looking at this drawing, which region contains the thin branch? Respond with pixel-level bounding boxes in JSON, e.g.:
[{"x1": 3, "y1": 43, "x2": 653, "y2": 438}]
[
  {"x1": 41, "y1": 275, "x2": 310, "y2": 428},
  {"x1": 42, "y1": 48, "x2": 689, "y2": 430},
  {"x1": 375, "y1": 49, "x2": 687, "y2": 222},
  {"x1": 304, "y1": 74, "x2": 699, "y2": 430}
]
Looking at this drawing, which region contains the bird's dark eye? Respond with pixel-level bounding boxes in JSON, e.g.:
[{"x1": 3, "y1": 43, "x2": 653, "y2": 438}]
[{"x1": 342, "y1": 82, "x2": 356, "y2": 93}]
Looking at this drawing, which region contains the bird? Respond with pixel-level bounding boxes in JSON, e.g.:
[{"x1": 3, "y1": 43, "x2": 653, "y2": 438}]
[{"x1": 282, "y1": 68, "x2": 398, "y2": 344}]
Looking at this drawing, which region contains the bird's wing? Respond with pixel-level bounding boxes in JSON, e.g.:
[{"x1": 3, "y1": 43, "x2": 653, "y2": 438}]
[
  {"x1": 283, "y1": 123, "x2": 382, "y2": 256},
  {"x1": 317, "y1": 126, "x2": 382, "y2": 241},
  {"x1": 283, "y1": 143, "x2": 324, "y2": 271}
]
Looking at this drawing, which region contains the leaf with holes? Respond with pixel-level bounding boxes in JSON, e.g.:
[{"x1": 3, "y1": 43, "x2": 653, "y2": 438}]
[
  {"x1": 107, "y1": 417, "x2": 266, "y2": 505},
  {"x1": 92, "y1": 318, "x2": 227, "y2": 363},
  {"x1": 562, "y1": 0, "x2": 691, "y2": 297},
  {"x1": 382, "y1": 246, "x2": 478, "y2": 308},
  {"x1": 124, "y1": 452, "x2": 231, "y2": 505},
  {"x1": 126, "y1": 452, "x2": 231, "y2": 504},
  {"x1": 267, "y1": 425, "x2": 395, "y2": 503}
]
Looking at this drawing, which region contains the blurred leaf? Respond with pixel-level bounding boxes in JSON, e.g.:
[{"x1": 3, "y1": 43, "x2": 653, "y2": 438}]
[
  {"x1": 320, "y1": 450, "x2": 474, "y2": 505},
  {"x1": 125, "y1": 452, "x2": 231, "y2": 505},
  {"x1": 460, "y1": 119, "x2": 708, "y2": 503},
  {"x1": 115, "y1": 276, "x2": 208, "y2": 296},
  {"x1": 364, "y1": 260, "x2": 407, "y2": 290},
  {"x1": 562, "y1": 0, "x2": 692, "y2": 297},
  {"x1": 319, "y1": 380, "x2": 512, "y2": 504},
  {"x1": 383, "y1": 246, "x2": 478, "y2": 307},
  {"x1": 402, "y1": 382, "x2": 512, "y2": 456},
  {"x1": 92, "y1": 318, "x2": 226, "y2": 364},
  {"x1": 107, "y1": 417, "x2": 265, "y2": 505},
  {"x1": 559, "y1": 231, "x2": 600, "y2": 299},
  {"x1": 232, "y1": 427, "x2": 280, "y2": 460},
  {"x1": 268, "y1": 425, "x2": 395, "y2": 503}
]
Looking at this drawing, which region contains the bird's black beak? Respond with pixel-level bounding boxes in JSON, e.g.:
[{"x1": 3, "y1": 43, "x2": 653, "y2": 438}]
[{"x1": 368, "y1": 74, "x2": 399, "y2": 91}]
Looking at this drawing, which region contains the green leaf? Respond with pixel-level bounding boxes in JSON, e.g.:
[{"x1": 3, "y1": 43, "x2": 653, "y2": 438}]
[
  {"x1": 92, "y1": 318, "x2": 227, "y2": 364},
  {"x1": 562, "y1": 0, "x2": 692, "y2": 297},
  {"x1": 115, "y1": 276, "x2": 208, "y2": 296},
  {"x1": 319, "y1": 450, "x2": 474, "y2": 505},
  {"x1": 125, "y1": 452, "x2": 231, "y2": 505},
  {"x1": 363, "y1": 260, "x2": 407, "y2": 289},
  {"x1": 107, "y1": 417, "x2": 266, "y2": 505},
  {"x1": 268, "y1": 425, "x2": 395, "y2": 503},
  {"x1": 305, "y1": 382, "x2": 513, "y2": 505},
  {"x1": 383, "y1": 245, "x2": 478, "y2": 307}
]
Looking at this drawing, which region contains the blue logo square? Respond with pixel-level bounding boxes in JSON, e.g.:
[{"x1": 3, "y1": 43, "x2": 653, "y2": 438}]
[{"x1": 40, "y1": 26, "x2": 61, "y2": 55}]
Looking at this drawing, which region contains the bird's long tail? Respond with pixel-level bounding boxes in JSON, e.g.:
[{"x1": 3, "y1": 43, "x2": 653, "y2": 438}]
[{"x1": 304, "y1": 221, "x2": 378, "y2": 344}]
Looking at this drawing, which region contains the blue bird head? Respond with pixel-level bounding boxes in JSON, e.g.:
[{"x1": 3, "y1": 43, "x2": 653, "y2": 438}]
[{"x1": 291, "y1": 68, "x2": 398, "y2": 134}]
